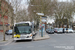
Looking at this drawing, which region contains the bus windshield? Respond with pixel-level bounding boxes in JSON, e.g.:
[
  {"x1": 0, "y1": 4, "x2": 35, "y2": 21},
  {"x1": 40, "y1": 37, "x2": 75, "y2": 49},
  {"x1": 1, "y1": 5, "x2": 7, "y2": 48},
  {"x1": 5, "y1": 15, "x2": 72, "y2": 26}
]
[{"x1": 14, "y1": 26, "x2": 32, "y2": 34}]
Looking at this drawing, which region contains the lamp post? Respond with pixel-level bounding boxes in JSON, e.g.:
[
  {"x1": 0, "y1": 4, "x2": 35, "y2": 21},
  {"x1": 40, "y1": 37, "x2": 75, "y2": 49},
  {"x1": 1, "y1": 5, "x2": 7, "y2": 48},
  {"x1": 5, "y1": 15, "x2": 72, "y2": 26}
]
[{"x1": 30, "y1": 4, "x2": 42, "y2": 31}]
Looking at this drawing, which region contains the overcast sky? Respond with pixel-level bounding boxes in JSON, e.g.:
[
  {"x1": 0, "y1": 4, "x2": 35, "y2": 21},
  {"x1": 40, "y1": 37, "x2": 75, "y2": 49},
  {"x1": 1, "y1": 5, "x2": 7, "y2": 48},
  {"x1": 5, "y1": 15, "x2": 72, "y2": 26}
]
[
  {"x1": 21, "y1": 0, "x2": 71, "y2": 9},
  {"x1": 22, "y1": 0, "x2": 71, "y2": 3}
]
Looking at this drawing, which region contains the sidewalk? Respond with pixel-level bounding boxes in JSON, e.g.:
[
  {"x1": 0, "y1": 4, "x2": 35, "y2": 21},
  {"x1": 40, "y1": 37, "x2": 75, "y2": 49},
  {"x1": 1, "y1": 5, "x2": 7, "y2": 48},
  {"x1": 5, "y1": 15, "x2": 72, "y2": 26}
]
[
  {"x1": 0, "y1": 32, "x2": 13, "y2": 46},
  {"x1": 33, "y1": 31, "x2": 50, "y2": 41},
  {"x1": 0, "y1": 32, "x2": 12, "y2": 42},
  {"x1": 0, "y1": 32, "x2": 2, "y2": 34},
  {"x1": 73, "y1": 30, "x2": 75, "y2": 33},
  {"x1": 0, "y1": 32, "x2": 3, "y2": 42}
]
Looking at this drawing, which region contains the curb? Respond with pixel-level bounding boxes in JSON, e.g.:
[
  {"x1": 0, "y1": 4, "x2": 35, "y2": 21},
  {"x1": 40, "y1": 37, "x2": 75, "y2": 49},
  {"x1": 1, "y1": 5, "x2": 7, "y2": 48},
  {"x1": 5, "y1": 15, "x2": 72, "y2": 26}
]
[
  {"x1": 4, "y1": 38, "x2": 13, "y2": 46},
  {"x1": 33, "y1": 37, "x2": 50, "y2": 41},
  {"x1": 0, "y1": 37, "x2": 13, "y2": 43},
  {"x1": 0, "y1": 40, "x2": 8, "y2": 43},
  {"x1": 33, "y1": 31, "x2": 50, "y2": 41},
  {"x1": 0, "y1": 38, "x2": 13, "y2": 46}
]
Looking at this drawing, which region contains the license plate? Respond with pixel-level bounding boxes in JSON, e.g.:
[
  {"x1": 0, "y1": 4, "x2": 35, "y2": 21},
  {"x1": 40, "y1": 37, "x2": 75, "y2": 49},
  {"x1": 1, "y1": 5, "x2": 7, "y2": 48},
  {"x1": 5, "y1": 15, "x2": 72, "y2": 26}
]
[{"x1": 20, "y1": 36, "x2": 26, "y2": 38}]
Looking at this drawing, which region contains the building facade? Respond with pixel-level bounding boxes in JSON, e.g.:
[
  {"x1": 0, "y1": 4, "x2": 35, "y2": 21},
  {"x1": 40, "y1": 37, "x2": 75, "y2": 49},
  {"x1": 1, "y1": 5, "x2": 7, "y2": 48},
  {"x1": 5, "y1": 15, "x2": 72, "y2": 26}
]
[{"x1": 0, "y1": 0, "x2": 13, "y2": 32}]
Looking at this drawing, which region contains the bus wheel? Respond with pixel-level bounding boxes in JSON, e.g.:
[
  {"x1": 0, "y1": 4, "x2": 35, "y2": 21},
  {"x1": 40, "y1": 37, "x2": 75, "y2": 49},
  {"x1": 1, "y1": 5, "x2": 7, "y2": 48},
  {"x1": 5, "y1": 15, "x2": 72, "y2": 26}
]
[
  {"x1": 13, "y1": 40, "x2": 17, "y2": 42},
  {"x1": 30, "y1": 39, "x2": 33, "y2": 41}
]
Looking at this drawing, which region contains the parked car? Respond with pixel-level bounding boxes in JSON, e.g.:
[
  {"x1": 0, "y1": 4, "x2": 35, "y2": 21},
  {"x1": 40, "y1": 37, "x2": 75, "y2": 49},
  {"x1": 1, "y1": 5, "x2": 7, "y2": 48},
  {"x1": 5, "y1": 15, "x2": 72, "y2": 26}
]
[
  {"x1": 57, "y1": 28, "x2": 63, "y2": 33},
  {"x1": 64, "y1": 28, "x2": 67, "y2": 33},
  {"x1": 54, "y1": 28, "x2": 58, "y2": 33},
  {"x1": 5, "y1": 30, "x2": 13, "y2": 35},
  {"x1": 46, "y1": 28, "x2": 54, "y2": 34},
  {"x1": 46, "y1": 28, "x2": 50, "y2": 31},
  {"x1": 67, "y1": 28, "x2": 74, "y2": 33}
]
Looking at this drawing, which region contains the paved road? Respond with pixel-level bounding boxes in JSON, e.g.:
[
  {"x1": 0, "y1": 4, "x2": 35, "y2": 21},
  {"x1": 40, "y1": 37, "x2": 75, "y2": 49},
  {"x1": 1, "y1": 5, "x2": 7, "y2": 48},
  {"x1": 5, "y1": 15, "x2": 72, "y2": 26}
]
[{"x1": 1, "y1": 33, "x2": 75, "y2": 50}]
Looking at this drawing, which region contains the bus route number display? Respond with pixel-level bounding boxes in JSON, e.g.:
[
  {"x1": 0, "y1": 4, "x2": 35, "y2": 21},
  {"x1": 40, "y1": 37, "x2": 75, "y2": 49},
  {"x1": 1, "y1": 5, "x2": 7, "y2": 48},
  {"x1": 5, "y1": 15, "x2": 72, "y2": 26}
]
[{"x1": 16, "y1": 23, "x2": 29, "y2": 26}]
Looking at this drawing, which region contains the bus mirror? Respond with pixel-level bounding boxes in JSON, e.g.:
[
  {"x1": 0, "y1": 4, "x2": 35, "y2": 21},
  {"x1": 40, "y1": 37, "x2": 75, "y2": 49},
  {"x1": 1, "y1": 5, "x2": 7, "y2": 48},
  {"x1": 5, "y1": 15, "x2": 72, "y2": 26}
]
[{"x1": 34, "y1": 26, "x2": 35, "y2": 28}]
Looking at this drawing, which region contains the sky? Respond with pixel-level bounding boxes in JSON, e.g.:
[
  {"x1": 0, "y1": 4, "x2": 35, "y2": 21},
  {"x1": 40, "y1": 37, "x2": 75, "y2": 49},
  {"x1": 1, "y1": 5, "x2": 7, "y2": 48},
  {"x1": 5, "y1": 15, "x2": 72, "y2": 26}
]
[
  {"x1": 21, "y1": 0, "x2": 72, "y2": 9},
  {"x1": 21, "y1": 0, "x2": 71, "y2": 9}
]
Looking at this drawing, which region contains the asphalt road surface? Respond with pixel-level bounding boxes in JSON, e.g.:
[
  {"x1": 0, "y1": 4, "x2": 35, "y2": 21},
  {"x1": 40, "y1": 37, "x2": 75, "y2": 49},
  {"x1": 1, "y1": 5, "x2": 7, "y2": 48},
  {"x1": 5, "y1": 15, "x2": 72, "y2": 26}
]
[{"x1": 1, "y1": 33, "x2": 75, "y2": 50}]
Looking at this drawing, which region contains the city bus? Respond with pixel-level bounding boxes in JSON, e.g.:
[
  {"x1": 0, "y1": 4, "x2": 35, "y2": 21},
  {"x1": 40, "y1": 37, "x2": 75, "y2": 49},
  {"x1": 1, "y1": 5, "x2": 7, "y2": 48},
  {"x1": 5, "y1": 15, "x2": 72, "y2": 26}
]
[{"x1": 14, "y1": 21, "x2": 34, "y2": 41}]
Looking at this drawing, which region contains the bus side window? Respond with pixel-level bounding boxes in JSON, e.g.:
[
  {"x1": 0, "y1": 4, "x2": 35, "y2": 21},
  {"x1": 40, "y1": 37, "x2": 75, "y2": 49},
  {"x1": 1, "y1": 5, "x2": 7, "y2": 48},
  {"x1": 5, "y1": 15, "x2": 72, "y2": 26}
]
[{"x1": 14, "y1": 27, "x2": 19, "y2": 33}]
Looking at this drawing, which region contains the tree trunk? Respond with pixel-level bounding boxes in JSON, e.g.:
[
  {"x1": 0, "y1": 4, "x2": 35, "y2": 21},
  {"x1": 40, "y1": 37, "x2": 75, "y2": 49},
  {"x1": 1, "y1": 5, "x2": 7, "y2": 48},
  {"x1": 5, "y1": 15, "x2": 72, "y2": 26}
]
[
  {"x1": 2, "y1": 17, "x2": 5, "y2": 41},
  {"x1": 12, "y1": 14, "x2": 14, "y2": 38}
]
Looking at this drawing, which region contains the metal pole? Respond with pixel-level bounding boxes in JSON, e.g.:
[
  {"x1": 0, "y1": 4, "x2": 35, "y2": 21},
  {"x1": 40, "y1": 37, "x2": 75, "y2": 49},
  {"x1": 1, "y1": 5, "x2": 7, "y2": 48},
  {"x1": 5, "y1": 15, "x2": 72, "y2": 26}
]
[
  {"x1": 41, "y1": 26, "x2": 43, "y2": 37},
  {"x1": 12, "y1": 13, "x2": 14, "y2": 38}
]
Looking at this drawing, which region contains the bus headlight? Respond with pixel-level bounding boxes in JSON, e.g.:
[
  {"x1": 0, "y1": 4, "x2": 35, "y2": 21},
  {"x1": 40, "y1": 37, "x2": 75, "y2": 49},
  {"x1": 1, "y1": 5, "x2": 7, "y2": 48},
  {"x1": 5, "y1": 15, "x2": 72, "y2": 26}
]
[
  {"x1": 14, "y1": 36, "x2": 16, "y2": 37},
  {"x1": 30, "y1": 34, "x2": 32, "y2": 37}
]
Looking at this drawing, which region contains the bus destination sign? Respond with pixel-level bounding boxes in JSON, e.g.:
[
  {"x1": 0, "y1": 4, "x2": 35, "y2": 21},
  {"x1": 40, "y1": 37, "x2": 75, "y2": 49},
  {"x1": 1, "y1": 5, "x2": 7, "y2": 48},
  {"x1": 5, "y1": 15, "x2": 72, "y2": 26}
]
[{"x1": 15, "y1": 23, "x2": 29, "y2": 26}]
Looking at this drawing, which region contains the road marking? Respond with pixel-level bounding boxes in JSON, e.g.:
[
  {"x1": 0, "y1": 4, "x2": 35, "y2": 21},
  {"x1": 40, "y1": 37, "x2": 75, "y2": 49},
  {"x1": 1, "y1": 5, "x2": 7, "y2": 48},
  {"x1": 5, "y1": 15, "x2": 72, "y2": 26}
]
[{"x1": 54, "y1": 46, "x2": 74, "y2": 49}]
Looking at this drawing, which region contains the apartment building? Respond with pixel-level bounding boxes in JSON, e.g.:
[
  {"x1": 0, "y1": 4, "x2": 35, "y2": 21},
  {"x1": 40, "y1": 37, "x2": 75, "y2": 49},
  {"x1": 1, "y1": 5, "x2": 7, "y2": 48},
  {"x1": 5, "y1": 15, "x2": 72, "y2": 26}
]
[{"x1": 0, "y1": 0, "x2": 13, "y2": 32}]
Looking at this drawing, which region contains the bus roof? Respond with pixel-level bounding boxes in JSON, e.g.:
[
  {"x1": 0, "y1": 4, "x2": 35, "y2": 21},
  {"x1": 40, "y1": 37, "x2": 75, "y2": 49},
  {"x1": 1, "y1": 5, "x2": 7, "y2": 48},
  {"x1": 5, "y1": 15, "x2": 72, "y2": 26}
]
[{"x1": 14, "y1": 21, "x2": 32, "y2": 26}]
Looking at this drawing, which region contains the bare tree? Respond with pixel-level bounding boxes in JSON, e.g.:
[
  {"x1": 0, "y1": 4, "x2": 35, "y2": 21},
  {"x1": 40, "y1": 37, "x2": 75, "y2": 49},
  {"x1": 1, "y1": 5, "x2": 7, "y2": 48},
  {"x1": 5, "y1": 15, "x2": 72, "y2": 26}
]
[
  {"x1": 16, "y1": 9, "x2": 28, "y2": 22},
  {"x1": 28, "y1": 0, "x2": 57, "y2": 16},
  {"x1": 0, "y1": 0, "x2": 12, "y2": 41},
  {"x1": 54, "y1": 2, "x2": 74, "y2": 27},
  {"x1": 8, "y1": 0, "x2": 22, "y2": 23},
  {"x1": 28, "y1": 0, "x2": 57, "y2": 24}
]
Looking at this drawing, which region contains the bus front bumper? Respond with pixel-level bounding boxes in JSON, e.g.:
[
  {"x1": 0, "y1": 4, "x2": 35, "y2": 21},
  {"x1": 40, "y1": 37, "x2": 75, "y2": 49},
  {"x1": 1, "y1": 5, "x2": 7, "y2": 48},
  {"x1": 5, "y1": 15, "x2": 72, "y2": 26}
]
[{"x1": 14, "y1": 37, "x2": 32, "y2": 40}]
